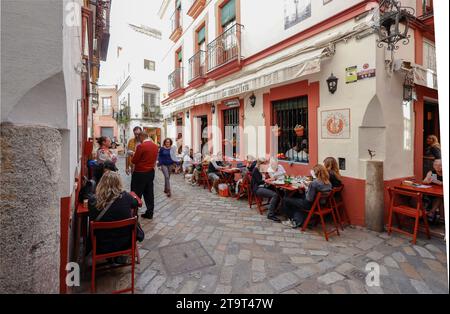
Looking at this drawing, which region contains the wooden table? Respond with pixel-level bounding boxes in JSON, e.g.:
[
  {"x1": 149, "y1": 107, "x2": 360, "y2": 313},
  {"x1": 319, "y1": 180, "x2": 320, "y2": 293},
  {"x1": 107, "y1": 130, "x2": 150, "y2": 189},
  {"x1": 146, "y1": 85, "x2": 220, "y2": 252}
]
[
  {"x1": 219, "y1": 168, "x2": 241, "y2": 192},
  {"x1": 264, "y1": 179, "x2": 305, "y2": 197},
  {"x1": 395, "y1": 183, "x2": 444, "y2": 197}
]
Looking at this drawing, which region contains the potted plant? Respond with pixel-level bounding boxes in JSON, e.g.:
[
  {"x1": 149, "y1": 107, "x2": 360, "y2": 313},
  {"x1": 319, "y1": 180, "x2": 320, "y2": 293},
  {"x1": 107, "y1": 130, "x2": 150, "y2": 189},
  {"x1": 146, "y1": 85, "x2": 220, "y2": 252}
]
[
  {"x1": 272, "y1": 124, "x2": 282, "y2": 137},
  {"x1": 294, "y1": 124, "x2": 305, "y2": 137}
]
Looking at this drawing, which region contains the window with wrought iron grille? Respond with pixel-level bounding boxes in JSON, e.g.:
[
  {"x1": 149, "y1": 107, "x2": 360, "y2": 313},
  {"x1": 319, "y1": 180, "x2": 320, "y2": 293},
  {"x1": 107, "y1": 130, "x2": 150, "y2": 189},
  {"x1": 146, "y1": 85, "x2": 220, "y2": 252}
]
[
  {"x1": 272, "y1": 96, "x2": 309, "y2": 163},
  {"x1": 223, "y1": 107, "x2": 239, "y2": 158}
]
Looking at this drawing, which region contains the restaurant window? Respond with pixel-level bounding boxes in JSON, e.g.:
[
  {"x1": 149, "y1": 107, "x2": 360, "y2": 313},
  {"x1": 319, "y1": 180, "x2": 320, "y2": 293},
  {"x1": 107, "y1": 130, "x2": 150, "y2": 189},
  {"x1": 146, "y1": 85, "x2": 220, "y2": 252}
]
[
  {"x1": 272, "y1": 96, "x2": 309, "y2": 163},
  {"x1": 102, "y1": 97, "x2": 112, "y2": 116},
  {"x1": 223, "y1": 107, "x2": 239, "y2": 158},
  {"x1": 144, "y1": 59, "x2": 155, "y2": 71}
]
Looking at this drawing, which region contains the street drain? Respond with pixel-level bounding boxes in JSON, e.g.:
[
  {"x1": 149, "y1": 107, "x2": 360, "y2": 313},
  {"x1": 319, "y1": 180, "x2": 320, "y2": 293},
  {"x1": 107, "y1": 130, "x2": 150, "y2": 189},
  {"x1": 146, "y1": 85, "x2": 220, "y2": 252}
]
[{"x1": 159, "y1": 240, "x2": 216, "y2": 276}]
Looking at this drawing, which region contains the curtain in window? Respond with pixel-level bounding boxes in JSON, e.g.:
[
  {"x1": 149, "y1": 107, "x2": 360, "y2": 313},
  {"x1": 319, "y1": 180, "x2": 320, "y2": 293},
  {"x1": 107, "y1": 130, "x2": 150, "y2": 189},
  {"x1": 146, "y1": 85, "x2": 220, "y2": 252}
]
[
  {"x1": 197, "y1": 26, "x2": 206, "y2": 44},
  {"x1": 221, "y1": 0, "x2": 236, "y2": 27}
]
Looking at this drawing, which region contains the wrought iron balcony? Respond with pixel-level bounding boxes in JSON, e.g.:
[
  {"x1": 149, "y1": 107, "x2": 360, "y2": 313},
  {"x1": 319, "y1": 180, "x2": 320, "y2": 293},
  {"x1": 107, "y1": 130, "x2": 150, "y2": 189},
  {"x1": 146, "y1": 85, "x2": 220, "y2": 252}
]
[
  {"x1": 142, "y1": 105, "x2": 163, "y2": 121},
  {"x1": 188, "y1": 50, "x2": 206, "y2": 83},
  {"x1": 168, "y1": 68, "x2": 184, "y2": 94},
  {"x1": 207, "y1": 23, "x2": 243, "y2": 72}
]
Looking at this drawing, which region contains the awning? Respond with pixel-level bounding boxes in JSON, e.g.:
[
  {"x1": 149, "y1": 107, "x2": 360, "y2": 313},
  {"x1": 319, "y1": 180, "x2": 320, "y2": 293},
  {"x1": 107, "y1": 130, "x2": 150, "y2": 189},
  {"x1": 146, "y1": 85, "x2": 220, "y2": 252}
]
[{"x1": 162, "y1": 46, "x2": 334, "y2": 118}]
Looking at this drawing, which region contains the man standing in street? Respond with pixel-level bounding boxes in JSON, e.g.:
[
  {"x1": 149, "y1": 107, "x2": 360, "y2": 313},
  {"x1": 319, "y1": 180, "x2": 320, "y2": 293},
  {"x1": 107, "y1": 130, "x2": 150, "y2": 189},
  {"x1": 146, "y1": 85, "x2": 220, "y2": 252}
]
[
  {"x1": 130, "y1": 132, "x2": 159, "y2": 220},
  {"x1": 126, "y1": 126, "x2": 142, "y2": 176}
]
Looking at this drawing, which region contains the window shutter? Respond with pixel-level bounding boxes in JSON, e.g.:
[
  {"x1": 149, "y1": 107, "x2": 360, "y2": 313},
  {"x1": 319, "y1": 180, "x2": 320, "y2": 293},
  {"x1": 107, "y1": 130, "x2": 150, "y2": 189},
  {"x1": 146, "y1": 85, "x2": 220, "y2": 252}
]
[
  {"x1": 221, "y1": 0, "x2": 236, "y2": 27},
  {"x1": 197, "y1": 27, "x2": 206, "y2": 45},
  {"x1": 178, "y1": 50, "x2": 183, "y2": 62}
]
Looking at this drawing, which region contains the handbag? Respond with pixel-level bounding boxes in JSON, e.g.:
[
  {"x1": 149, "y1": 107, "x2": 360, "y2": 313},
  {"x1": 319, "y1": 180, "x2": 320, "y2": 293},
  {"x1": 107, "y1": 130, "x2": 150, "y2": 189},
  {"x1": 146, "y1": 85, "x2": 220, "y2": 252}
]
[{"x1": 136, "y1": 222, "x2": 145, "y2": 242}]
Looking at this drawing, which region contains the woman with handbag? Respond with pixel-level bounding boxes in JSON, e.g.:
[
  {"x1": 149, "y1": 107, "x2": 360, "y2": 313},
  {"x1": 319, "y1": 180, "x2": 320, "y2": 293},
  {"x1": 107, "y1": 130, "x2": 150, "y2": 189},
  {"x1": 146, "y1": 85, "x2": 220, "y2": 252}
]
[{"x1": 87, "y1": 171, "x2": 143, "y2": 263}]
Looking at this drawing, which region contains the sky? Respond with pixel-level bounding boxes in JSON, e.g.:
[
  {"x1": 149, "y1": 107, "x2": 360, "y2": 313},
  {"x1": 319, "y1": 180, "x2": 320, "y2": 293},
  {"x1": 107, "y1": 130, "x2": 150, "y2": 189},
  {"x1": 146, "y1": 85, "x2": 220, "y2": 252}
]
[{"x1": 99, "y1": 0, "x2": 164, "y2": 85}]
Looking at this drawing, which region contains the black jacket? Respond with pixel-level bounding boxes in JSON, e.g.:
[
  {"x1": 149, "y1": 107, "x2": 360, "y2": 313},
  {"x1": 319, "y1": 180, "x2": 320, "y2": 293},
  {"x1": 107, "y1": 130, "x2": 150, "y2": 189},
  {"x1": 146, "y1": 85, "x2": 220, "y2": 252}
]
[
  {"x1": 88, "y1": 192, "x2": 138, "y2": 254},
  {"x1": 251, "y1": 167, "x2": 265, "y2": 194},
  {"x1": 328, "y1": 170, "x2": 342, "y2": 188}
]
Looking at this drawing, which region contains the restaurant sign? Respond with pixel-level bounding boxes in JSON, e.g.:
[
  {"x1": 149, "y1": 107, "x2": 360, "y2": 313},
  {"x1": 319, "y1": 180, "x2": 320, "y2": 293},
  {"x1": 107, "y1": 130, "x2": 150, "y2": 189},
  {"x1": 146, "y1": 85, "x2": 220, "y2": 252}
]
[{"x1": 224, "y1": 98, "x2": 240, "y2": 108}]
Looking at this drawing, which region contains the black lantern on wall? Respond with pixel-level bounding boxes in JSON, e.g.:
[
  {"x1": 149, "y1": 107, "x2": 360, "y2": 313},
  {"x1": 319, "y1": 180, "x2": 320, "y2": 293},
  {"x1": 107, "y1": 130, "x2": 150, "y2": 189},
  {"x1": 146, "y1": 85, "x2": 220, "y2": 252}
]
[
  {"x1": 326, "y1": 73, "x2": 338, "y2": 94},
  {"x1": 249, "y1": 93, "x2": 256, "y2": 107},
  {"x1": 211, "y1": 104, "x2": 216, "y2": 114},
  {"x1": 374, "y1": 0, "x2": 414, "y2": 51},
  {"x1": 403, "y1": 71, "x2": 415, "y2": 101}
]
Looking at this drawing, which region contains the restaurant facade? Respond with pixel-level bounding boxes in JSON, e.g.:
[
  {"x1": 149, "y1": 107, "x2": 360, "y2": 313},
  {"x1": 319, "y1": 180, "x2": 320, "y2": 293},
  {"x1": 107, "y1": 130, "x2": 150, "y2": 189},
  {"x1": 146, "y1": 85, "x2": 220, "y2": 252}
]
[{"x1": 158, "y1": 0, "x2": 439, "y2": 226}]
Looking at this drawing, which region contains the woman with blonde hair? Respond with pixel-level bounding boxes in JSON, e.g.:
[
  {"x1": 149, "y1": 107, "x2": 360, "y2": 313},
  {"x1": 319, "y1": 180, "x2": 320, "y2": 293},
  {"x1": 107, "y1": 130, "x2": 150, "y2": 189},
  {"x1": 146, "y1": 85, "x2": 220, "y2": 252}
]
[
  {"x1": 281, "y1": 164, "x2": 332, "y2": 228},
  {"x1": 88, "y1": 171, "x2": 139, "y2": 256},
  {"x1": 424, "y1": 135, "x2": 441, "y2": 174},
  {"x1": 323, "y1": 157, "x2": 342, "y2": 188}
]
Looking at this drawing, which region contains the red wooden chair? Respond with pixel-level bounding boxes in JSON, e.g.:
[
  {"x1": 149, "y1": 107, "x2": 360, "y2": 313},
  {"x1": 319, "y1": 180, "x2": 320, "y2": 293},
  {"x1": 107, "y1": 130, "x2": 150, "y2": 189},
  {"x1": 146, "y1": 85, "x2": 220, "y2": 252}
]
[
  {"x1": 129, "y1": 192, "x2": 143, "y2": 264},
  {"x1": 198, "y1": 165, "x2": 211, "y2": 190},
  {"x1": 301, "y1": 191, "x2": 340, "y2": 241},
  {"x1": 387, "y1": 187, "x2": 430, "y2": 244},
  {"x1": 90, "y1": 217, "x2": 137, "y2": 294},
  {"x1": 236, "y1": 172, "x2": 252, "y2": 206},
  {"x1": 248, "y1": 175, "x2": 269, "y2": 215},
  {"x1": 331, "y1": 185, "x2": 351, "y2": 231}
]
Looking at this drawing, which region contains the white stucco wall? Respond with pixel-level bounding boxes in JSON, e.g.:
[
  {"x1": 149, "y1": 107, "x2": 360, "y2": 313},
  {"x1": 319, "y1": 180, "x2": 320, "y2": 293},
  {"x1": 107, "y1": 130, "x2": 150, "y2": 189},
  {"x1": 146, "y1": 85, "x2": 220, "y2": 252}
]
[{"x1": 1, "y1": 0, "x2": 83, "y2": 196}]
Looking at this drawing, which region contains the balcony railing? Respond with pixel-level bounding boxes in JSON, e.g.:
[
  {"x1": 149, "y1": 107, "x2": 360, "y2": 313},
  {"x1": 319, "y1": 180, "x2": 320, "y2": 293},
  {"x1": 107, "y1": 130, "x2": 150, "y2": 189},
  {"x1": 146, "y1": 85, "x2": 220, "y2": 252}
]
[
  {"x1": 207, "y1": 23, "x2": 243, "y2": 72},
  {"x1": 188, "y1": 50, "x2": 206, "y2": 82},
  {"x1": 142, "y1": 105, "x2": 163, "y2": 121},
  {"x1": 168, "y1": 68, "x2": 184, "y2": 94}
]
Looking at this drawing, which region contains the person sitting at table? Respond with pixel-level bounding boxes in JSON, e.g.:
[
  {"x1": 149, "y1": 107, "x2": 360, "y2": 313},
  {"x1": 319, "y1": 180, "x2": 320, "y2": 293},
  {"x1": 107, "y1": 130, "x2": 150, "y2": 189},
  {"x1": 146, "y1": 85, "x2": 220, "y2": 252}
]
[
  {"x1": 235, "y1": 155, "x2": 257, "y2": 194},
  {"x1": 423, "y1": 159, "x2": 443, "y2": 223},
  {"x1": 251, "y1": 158, "x2": 281, "y2": 223},
  {"x1": 285, "y1": 144, "x2": 300, "y2": 161},
  {"x1": 267, "y1": 157, "x2": 286, "y2": 180},
  {"x1": 323, "y1": 157, "x2": 342, "y2": 188},
  {"x1": 208, "y1": 153, "x2": 226, "y2": 194},
  {"x1": 280, "y1": 164, "x2": 332, "y2": 228},
  {"x1": 181, "y1": 146, "x2": 194, "y2": 175},
  {"x1": 299, "y1": 144, "x2": 309, "y2": 163},
  {"x1": 87, "y1": 171, "x2": 138, "y2": 262},
  {"x1": 191, "y1": 155, "x2": 210, "y2": 186}
]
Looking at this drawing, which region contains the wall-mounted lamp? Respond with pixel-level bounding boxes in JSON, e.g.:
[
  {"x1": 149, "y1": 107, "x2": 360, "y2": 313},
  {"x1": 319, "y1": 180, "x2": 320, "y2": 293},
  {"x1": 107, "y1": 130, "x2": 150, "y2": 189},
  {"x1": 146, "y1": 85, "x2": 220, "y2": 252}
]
[
  {"x1": 326, "y1": 73, "x2": 338, "y2": 94},
  {"x1": 211, "y1": 104, "x2": 216, "y2": 114},
  {"x1": 249, "y1": 93, "x2": 256, "y2": 107},
  {"x1": 403, "y1": 72, "x2": 415, "y2": 101}
]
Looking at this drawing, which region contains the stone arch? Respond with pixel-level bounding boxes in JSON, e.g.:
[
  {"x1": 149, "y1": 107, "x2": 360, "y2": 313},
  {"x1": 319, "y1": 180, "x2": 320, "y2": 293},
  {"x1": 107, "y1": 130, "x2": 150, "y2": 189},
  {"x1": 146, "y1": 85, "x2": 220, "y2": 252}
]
[
  {"x1": 7, "y1": 71, "x2": 68, "y2": 129},
  {"x1": 358, "y1": 95, "x2": 386, "y2": 161}
]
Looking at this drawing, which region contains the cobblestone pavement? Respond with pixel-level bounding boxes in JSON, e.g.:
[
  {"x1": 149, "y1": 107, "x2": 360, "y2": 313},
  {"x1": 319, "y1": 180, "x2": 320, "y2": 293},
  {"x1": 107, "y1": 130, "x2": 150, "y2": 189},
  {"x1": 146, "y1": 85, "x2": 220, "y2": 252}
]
[{"x1": 85, "y1": 157, "x2": 448, "y2": 294}]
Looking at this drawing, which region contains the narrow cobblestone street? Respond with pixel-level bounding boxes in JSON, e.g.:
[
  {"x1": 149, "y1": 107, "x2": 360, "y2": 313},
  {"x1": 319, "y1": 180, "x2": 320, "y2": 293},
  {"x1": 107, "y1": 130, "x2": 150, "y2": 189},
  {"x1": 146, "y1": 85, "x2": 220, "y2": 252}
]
[{"x1": 85, "y1": 157, "x2": 448, "y2": 294}]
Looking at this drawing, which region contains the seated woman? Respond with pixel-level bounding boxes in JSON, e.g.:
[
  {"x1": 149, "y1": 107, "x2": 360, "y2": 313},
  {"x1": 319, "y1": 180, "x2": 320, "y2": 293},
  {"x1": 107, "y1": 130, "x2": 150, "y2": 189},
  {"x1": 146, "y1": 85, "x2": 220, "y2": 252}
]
[
  {"x1": 235, "y1": 155, "x2": 257, "y2": 194},
  {"x1": 323, "y1": 157, "x2": 343, "y2": 188},
  {"x1": 267, "y1": 158, "x2": 286, "y2": 180},
  {"x1": 251, "y1": 158, "x2": 281, "y2": 223},
  {"x1": 88, "y1": 171, "x2": 138, "y2": 258},
  {"x1": 191, "y1": 155, "x2": 210, "y2": 186},
  {"x1": 181, "y1": 146, "x2": 193, "y2": 175},
  {"x1": 281, "y1": 164, "x2": 332, "y2": 228},
  {"x1": 208, "y1": 154, "x2": 226, "y2": 194},
  {"x1": 423, "y1": 159, "x2": 443, "y2": 223}
]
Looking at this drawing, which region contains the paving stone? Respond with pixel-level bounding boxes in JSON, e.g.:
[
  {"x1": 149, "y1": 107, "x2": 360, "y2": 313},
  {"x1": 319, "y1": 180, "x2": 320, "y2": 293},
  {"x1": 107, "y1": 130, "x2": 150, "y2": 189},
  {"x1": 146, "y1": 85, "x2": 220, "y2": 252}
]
[
  {"x1": 384, "y1": 256, "x2": 400, "y2": 269},
  {"x1": 252, "y1": 271, "x2": 266, "y2": 283},
  {"x1": 282, "y1": 248, "x2": 307, "y2": 255},
  {"x1": 198, "y1": 274, "x2": 218, "y2": 292},
  {"x1": 413, "y1": 245, "x2": 435, "y2": 259},
  {"x1": 317, "y1": 272, "x2": 345, "y2": 285},
  {"x1": 178, "y1": 280, "x2": 198, "y2": 294},
  {"x1": 331, "y1": 284, "x2": 347, "y2": 294},
  {"x1": 255, "y1": 239, "x2": 275, "y2": 246},
  {"x1": 215, "y1": 285, "x2": 232, "y2": 294},
  {"x1": 251, "y1": 258, "x2": 265, "y2": 273},
  {"x1": 290, "y1": 256, "x2": 314, "y2": 264},
  {"x1": 346, "y1": 279, "x2": 366, "y2": 294},
  {"x1": 165, "y1": 276, "x2": 183, "y2": 290},
  {"x1": 144, "y1": 275, "x2": 167, "y2": 294},
  {"x1": 399, "y1": 263, "x2": 422, "y2": 280},
  {"x1": 403, "y1": 246, "x2": 417, "y2": 256},
  {"x1": 410, "y1": 279, "x2": 432, "y2": 294},
  {"x1": 238, "y1": 249, "x2": 251, "y2": 261},
  {"x1": 392, "y1": 252, "x2": 407, "y2": 263},
  {"x1": 219, "y1": 267, "x2": 233, "y2": 284},
  {"x1": 423, "y1": 259, "x2": 447, "y2": 273},
  {"x1": 366, "y1": 251, "x2": 384, "y2": 261},
  {"x1": 309, "y1": 250, "x2": 329, "y2": 256},
  {"x1": 335, "y1": 263, "x2": 356, "y2": 274},
  {"x1": 224, "y1": 255, "x2": 238, "y2": 266},
  {"x1": 268, "y1": 272, "x2": 300, "y2": 291},
  {"x1": 425, "y1": 244, "x2": 441, "y2": 254},
  {"x1": 136, "y1": 268, "x2": 157, "y2": 290},
  {"x1": 293, "y1": 266, "x2": 318, "y2": 279}
]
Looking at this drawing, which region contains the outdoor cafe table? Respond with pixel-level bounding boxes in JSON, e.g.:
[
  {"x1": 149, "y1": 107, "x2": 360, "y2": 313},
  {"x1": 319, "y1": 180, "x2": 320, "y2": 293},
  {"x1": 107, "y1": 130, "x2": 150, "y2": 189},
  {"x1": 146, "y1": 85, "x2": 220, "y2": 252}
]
[
  {"x1": 395, "y1": 183, "x2": 444, "y2": 197},
  {"x1": 264, "y1": 179, "x2": 305, "y2": 197},
  {"x1": 219, "y1": 167, "x2": 241, "y2": 187}
]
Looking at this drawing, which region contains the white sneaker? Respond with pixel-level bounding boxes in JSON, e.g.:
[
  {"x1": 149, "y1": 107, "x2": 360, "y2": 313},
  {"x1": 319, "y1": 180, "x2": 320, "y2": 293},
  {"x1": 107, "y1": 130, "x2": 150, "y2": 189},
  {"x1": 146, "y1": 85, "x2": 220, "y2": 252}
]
[{"x1": 282, "y1": 219, "x2": 295, "y2": 228}]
